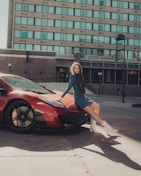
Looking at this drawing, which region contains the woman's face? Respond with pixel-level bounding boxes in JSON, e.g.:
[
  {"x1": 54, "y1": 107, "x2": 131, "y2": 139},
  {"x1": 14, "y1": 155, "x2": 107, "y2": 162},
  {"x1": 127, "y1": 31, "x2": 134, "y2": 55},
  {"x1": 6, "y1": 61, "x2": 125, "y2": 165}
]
[{"x1": 73, "y1": 64, "x2": 80, "y2": 74}]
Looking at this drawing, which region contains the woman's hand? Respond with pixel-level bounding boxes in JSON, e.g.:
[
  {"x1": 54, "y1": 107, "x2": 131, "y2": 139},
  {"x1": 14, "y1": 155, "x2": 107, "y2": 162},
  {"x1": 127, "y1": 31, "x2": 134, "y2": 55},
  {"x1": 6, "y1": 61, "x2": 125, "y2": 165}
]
[{"x1": 57, "y1": 97, "x2": 63, "y2": 102}]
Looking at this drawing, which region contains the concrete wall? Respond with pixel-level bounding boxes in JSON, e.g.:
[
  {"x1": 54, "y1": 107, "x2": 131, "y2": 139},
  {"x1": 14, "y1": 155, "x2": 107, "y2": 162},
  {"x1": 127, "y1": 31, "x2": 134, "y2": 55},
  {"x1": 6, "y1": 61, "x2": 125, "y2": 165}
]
[{"x1": 0, "y1": 49, "x2": 56, "y2": 81}]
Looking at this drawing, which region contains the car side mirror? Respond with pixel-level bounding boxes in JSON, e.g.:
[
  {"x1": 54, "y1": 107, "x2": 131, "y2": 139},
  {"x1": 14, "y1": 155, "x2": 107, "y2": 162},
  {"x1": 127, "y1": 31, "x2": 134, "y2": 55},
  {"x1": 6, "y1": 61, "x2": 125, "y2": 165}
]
[{"x1": 0, "y1": 88, "x2": 8, "y2": 95}]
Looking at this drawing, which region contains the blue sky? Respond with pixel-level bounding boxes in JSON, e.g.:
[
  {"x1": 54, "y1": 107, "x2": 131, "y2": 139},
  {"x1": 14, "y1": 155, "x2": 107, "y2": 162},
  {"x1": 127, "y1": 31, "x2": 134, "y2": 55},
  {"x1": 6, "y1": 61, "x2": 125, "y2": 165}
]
[{"x1": 0, "y1": 0, "x2": 9, "y2": 48}]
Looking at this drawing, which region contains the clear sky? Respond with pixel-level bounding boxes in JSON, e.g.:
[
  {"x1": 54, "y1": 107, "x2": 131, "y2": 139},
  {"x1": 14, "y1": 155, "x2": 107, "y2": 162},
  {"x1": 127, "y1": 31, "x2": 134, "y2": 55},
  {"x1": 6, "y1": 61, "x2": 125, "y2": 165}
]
[{"x1": 0, "y1": 0, "x2": 9, "y2": 48}]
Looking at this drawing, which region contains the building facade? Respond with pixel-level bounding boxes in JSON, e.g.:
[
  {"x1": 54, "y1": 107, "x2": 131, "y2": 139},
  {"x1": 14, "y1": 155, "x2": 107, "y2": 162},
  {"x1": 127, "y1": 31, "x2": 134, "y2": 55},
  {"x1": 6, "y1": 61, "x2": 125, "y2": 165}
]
[
  {"x1": 7, "y1": 0, "x2": 141, "y2": 59},
  {"x1": 6, "y1": 0, "x2": 141, "y2": 96}
]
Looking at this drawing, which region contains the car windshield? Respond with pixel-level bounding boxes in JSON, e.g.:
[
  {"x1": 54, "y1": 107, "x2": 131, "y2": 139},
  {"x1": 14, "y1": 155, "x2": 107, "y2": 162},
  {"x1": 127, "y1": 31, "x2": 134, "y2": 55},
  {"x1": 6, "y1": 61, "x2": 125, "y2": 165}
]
[{"x1": 2, "y1": 76, "x2": 50, "y2": 94}]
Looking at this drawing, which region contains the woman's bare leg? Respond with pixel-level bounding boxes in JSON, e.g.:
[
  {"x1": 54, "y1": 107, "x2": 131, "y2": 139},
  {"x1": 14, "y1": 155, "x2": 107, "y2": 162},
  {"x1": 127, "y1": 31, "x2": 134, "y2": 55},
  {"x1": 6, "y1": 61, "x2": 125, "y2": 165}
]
[
  {"x1": 83, "y1": 105, "x2": 103, "y2": 125},
  {"x1": 83, "y1": 104, "x2": 118, "y2": 134},
  {"x1": 89, "y1": 102, "x2": 100, "y2": 116}
]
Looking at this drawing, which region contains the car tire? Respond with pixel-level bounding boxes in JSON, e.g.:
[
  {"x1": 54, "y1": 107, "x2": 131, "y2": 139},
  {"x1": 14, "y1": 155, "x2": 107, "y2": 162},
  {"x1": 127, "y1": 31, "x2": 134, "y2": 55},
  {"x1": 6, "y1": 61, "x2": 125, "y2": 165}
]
[{"x1": 5, "y1": 100, "x2": 36, "y2": 133}]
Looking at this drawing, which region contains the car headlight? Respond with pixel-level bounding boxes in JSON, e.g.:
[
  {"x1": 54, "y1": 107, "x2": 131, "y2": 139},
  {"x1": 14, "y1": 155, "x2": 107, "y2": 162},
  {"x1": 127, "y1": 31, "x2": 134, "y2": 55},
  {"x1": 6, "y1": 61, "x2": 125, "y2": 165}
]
[{"x1": 39, "y1": 98, "x2": 66, "y2": 108}]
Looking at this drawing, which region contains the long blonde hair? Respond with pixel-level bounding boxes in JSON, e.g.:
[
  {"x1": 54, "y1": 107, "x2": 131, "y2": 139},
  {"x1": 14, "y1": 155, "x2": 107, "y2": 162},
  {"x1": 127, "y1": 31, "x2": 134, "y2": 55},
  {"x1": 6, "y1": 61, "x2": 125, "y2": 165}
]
[{"x1": 70, "y1": 62, "x2": 85, "y2": 94}]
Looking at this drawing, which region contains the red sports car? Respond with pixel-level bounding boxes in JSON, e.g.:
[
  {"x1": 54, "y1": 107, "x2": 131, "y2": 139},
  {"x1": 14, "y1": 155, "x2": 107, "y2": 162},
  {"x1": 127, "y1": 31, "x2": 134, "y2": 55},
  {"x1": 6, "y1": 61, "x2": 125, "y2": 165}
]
[{"x1": 0, "y1": 73, "x2": 90, "y2": 133}]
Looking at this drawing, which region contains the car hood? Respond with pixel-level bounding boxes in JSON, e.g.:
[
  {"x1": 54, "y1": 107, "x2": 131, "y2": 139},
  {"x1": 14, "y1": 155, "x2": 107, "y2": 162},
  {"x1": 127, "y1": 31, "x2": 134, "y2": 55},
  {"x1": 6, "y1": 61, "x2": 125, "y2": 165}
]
[{"x1": 10, "y1": 89, "x2": 75, "y2": 108}]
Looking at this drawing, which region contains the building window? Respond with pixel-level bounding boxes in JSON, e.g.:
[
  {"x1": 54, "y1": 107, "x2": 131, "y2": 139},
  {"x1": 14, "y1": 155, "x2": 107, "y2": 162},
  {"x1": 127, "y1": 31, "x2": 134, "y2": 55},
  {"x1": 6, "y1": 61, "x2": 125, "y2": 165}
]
[
  {"x1": 13, "y1": 44, "x2": 19, "y2": 49},
  {"x1": 19, "y1": 44, "x2": 25, "y2": 49},
  {"x1": 41, "y1": 32, "x2": 47, "y2": 40},
  {"x1": 134, "y1": 3, "x2": 140, "y2": 10},
  {"x1": 21, "y1": 17, "x2": 27, "y2": 25},
  {"x1": 55, "y1": 20, "x2": 61, "y2": 27},
  {"x1": 100, "y1": 11, "x2": 105, "y2": 18},
  {"x1": 48, "y1": 33, "x2": 53, "y2": 40},
  {"x1": 134, "y1": 15, "x2": 140, "y2": 22},
  {"x1": 35, "y1": 18, "x2": 41, "y2": 26},
  {"x1": 60, "y1": 34, "x2": 67, "y2": 41},
  {"x1": 54, "y1": 46, "x2": 60, "y2": 55},
  {"x1": 87, "y1": 23, "x2": 92, "y2": 30},
  {"x1": 75, "y1": 0, "x2": 81, "y2": 3},
  {"x1": 36, "y1": 5, "x2": 41, "y2": 13},
  {"x1": 54, "y1": 33, "x2": 60, "y2": 40},
  {"x1": 21, "y1": 31, "x2": 28, "y2": 38},
  {"x1": 80, "y1": 22, "x2": 86, "y2": 29},
  {"x1": 68, "y1": 8, "x2": 74, "y2": 16},
  {"x1": 21, "y1": 4, "x2": 28, "y2": 12},
  {"x1": 117, "y1": 14, "x2": 123, "y2": 20},
  {"x1": 75, "y1": 9, "x2": 80, "y2": 16},
  {"x1": 98, "y1": 24, "x2": 104, "y2": 31},
  {"x1": 26, "y1": 44, "x2": 32, "y2": 50},
  {"x1": 41, "y1": 19, "x2": 48, "y2": 26},
  {"x1": 123, "y1": 26, "x2": 128, "y2": 33},
  {"x1": 41, "y1": 45, "x2": 47, "y2": 51},
  {"x1": 117, "y1": 26, "x2": 123, "y2": 33},
  {"x1": 47, "y1": 46, "x2": 53, "y2": 51},
  {"x1": 56, "y1": 7, "x2": 61, "y2": 14},
  {"x1": 80, "y1": 9, "x2": 87, "y2": 17},
  {"x1": 42, "y1": 6, "x2": 48, "y2": 13},
  {"x1": 14, "y1": 30, "x2": 20, "y2": 38},
  {"x1": 68, "y1": 21, "x2": 73, "y2": 28},
  {"x1": 15, "y1": 17, "x2": 21, "y2": 24},
  {"x1": 74, "y1": 22, "x2": 80, "y2": 29},
  {"x1": 48, "y1": 19, "x2": 54, "y2": 27},
  {"x1": 93, "y1": 23, "x2": 98, "y2": 30},
  {"x1": 28, "y1": 31, "x2": 33, "y2": 38},
  {"x1": 74, "y1": 34, "x2": 80, "y2": 42},
  {"x1": 29, "y1": 5, "x2": 34, "y2": 12},
  {"x1": 62, "y1": 8, "x2": 68, "y2": 15},
  {"x1": 123, "y1": 2, "x2": 128, "y2": 9},
  {"x1": 67, "y1": 34, "x2": 73, "y2": 41},
  {"x1": 99, "y1": 0, "x2": 105, "y2": 6},
  {"x1": 49, "y1": 6, "x2": 54, "y2": 14},
  {"x1": 61, "y1": 20, "x2": 67, "y2": 28},
  {"x1": 15, "y1": 3, "x2": 21, "y2": 11},
  {"x1": 34, "y1": 45, "x2": 40, "y2": 51},
  {"x1": 28, "y1": 18, "x2": 34, "y2": 25},
  {"x1": 35, "y1": 32, "x2": 40, "y2": 39},
  {"x1": 123, "y1": 14, "x2": 128, "y2": 21}
]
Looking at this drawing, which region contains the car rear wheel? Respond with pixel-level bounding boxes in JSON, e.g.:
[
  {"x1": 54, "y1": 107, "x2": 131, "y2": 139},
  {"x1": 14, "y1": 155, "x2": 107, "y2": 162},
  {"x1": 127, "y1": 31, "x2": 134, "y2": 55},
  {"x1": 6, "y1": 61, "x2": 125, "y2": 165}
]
[{"x1": 5, "y1": 100, "x2": 36, "y2": 133}]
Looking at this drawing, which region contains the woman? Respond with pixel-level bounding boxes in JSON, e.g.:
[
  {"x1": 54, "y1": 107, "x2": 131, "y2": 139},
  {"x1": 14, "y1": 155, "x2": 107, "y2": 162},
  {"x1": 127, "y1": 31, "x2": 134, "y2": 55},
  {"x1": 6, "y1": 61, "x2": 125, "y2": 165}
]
[{"x1": 59, "y1": 62, "x2": 118, "y2": 135}]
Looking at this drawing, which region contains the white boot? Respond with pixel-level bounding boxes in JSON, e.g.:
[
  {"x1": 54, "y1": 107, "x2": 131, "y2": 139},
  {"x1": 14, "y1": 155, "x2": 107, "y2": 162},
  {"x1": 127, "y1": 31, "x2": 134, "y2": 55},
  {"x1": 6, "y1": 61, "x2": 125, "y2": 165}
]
[
  {"x1": 102, "y1": 121, "x2": 118, "y2": 134},
  {"x1": 90, "y1": 118, "x2": 99, "y2": 133}
]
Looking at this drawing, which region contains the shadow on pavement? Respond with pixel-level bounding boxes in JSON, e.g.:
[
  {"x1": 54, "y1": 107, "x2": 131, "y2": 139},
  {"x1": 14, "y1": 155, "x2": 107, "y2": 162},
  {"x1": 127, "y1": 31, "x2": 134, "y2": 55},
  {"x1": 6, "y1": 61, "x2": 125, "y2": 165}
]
[
  {"x1": 0, "y1": 125, "x2": 141, "y2": 171},
  {"x1": 67, "y1": 128, "x2": 141, "y2": 171}
]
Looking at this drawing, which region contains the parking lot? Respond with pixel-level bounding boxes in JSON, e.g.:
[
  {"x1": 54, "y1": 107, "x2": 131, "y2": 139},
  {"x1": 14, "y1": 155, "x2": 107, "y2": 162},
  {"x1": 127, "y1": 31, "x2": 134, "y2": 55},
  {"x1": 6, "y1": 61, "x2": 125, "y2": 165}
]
[{"x1": 0, "y1": 83, "x2": 141, "y2": 176}]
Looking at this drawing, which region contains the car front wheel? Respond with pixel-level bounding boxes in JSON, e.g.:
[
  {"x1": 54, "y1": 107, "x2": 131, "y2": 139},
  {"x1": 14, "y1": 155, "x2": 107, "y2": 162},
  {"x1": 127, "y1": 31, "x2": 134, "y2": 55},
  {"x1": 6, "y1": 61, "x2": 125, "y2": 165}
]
[{"x1": 5, "y1": 100, "x2": 36, "y2": 133}]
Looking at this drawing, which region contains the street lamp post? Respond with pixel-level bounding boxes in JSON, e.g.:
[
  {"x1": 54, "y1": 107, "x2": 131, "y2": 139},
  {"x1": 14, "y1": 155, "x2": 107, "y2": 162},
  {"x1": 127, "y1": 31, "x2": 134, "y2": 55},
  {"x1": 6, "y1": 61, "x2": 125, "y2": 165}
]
[
  {"x1": 116, "y1": 34, "x2": 126, "y2": 103},
  {"x1": 98, "y1": 72, "x2": 102, "y2": 95},
  {"x1": 26, "y1": 51, "x2": 30, "y2": 63},
  {"x1": 8, "y1": 63, "x2": 12, "y2": 73}
]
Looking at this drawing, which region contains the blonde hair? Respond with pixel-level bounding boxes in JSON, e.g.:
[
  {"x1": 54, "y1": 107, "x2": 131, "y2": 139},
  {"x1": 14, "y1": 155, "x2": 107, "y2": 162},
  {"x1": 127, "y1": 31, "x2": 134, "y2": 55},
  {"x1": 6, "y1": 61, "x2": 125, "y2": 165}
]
[{"x1": 70, "y1": 62, "x2": 83, "y2": 75}]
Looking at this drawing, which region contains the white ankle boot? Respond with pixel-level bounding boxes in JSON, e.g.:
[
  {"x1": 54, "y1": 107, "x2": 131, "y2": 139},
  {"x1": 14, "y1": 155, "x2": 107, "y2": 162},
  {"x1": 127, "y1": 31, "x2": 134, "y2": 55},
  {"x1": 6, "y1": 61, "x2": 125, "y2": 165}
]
[
  {"x1": 102, "y1": 121, "x2": 118, "y2": 134},
  {"x1": 90, "y1": 118, "x2": 99, "y2": 133}
]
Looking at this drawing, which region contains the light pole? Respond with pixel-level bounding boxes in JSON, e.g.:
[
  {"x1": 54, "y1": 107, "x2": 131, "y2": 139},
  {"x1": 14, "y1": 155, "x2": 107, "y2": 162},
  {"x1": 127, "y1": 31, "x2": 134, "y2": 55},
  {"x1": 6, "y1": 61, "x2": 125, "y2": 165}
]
[
  {"x1": 98, "y1": 72, "x2": 102, "y2": 95},
  {"x1": 116, "y1": 34, "x2": 126, "y2": 103},
  {"x1": 8, "y1": 63, "x2": 12, "y2": 73},
  {"x1": 26, "y1": 51, "x2": 30, "y2": 63}
]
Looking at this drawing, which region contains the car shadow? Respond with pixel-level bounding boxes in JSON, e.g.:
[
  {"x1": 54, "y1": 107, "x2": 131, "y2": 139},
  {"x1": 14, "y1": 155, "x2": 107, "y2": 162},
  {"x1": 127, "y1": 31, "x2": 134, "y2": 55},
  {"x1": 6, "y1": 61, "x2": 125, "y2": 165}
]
[{"x1": 0, "y1": 125, "x2": 141, "y2": 171}]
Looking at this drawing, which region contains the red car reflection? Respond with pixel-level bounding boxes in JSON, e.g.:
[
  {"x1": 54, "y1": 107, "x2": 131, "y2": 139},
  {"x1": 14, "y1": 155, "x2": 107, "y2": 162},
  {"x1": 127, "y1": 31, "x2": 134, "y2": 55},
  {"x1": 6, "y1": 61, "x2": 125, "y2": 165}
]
[{"x1": 0, "y1": 73, "x2": 90, "y2": 133}]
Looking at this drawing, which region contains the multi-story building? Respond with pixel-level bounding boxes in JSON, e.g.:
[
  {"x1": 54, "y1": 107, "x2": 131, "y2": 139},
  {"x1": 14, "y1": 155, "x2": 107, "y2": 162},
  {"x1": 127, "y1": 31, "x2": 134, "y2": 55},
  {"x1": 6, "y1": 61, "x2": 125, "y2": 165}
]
[{"x1": 7, "y1": 0, "x2": 141, "y2": 96}]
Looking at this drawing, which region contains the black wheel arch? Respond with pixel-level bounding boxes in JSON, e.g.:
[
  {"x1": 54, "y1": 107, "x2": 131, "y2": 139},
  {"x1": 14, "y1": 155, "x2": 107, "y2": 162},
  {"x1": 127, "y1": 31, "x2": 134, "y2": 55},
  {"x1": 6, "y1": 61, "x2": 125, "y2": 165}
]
[{"x1": 4, "y1": 98, "x2": 32, "y2": 120}]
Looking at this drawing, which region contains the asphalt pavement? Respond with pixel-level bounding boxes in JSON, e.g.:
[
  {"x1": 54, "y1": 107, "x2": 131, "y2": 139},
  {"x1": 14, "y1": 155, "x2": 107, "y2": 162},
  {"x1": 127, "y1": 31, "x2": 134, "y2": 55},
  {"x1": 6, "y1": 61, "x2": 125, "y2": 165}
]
[{"x1": 0, "y1": 82, "x2": 141, "y2": 176}]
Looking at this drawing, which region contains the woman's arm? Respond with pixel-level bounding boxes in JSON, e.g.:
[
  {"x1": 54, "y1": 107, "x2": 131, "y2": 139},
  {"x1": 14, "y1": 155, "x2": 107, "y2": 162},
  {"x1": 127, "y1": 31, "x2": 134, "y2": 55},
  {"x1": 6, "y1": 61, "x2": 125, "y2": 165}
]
[{"x1": 61, "y1": 74, "x2": 76, "y2": 98}]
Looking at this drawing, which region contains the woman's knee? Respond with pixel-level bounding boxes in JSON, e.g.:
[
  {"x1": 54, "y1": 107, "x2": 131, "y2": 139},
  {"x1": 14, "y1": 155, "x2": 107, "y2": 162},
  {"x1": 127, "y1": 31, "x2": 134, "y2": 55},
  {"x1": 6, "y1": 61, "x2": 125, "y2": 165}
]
[{"x1": 91, "y1": 102, "x2": 100, "y2": 110}]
